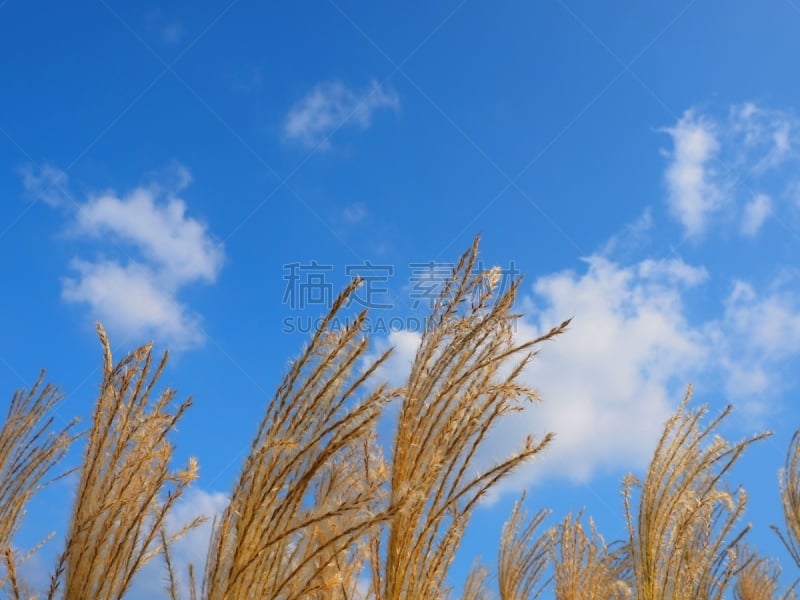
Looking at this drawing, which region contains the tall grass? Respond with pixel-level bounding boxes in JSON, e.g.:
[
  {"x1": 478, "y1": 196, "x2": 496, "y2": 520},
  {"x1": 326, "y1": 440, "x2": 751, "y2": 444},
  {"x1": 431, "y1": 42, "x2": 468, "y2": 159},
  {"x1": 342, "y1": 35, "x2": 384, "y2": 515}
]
[
  {"x1": 0, "y1": 374, "x2": 75, "y2": 597},
  {"x1": 203, "y1": 279, "x2": 392, "y2": 599},
  {"x1": 733, "y1": 547, "x2": 789, "y2": 600},
  {"x1": 496, "y1": 493, "x2": 550, "y2": 600},
  {"x1": 623, "y1": 387, "x2": 769, "y2": 600},
  {"x1": 48, "y1": 324, "x2": 201, "y2": 600},
  {"x1": 550, "y1": 512, "x2": 630, "y2": 600},
  {"x1": 377, "y1": 237, "x2": 566, "y2": 600},
  {"x1": 1, "y1": 238, "x2": 799, "y2": 599}
]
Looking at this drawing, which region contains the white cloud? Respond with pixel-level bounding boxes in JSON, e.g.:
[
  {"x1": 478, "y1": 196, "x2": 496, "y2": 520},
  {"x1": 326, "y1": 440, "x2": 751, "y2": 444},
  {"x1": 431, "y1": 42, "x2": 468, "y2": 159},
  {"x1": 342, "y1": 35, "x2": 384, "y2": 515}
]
[
  {"x1": 720, "y1": 278, "x2": 800, "y2": 358},
  {"x1": 365, "y1": 251, "x2": 800, "y2": 494},
  {"x1": 696, "y1": 277, "x2": 800, "y2": 418},
  {"x1": 364, "y1": 328, "x2": 421, "y2": 389},
  {"x1": 28, "y1": 164, "x2": 224, "y2": 350},
  {"x1": 497, "y1": 259, "x2": 800, "y2": 489},
  {"x1": 284, "y1": 80, "x2": 399, "y2": 150},
  {"x1": 20, "y1": 164, "x2": 71, "y2": 207},
  {"x1": 62, "y1": 260, "x2": 206, "y2": 351},
  {"x1": 662, "y1": 110, "x2": 722, "y2": 238},
  {"x1": 365, "y1": 256, "x2": 710, "y2": 486},
  {"x1": 740, "y1": 193, "x2": 772, "y2": 236},
  {"x1": 483, "y1": 256, "x2": 710, "y2": 490},
  {"x1": 74, "y1": 187, "x2": 223, "y2": 285}
]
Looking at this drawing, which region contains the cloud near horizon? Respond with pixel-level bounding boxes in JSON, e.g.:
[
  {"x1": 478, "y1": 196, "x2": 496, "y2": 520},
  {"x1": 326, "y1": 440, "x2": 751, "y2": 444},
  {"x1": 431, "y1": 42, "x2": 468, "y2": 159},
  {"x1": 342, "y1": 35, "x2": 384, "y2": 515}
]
[
  {"x1": 485, "y1": 255, "x2": 711, "y2": 492},
  {"x1": 363, "y1": 250, "x2": 800, "y2": 498}
]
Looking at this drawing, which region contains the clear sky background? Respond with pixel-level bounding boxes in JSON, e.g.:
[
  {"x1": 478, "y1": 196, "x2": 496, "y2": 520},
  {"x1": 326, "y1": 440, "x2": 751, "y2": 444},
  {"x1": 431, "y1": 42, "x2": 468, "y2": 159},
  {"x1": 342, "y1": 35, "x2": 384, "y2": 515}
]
[{"x1": 2, "y1": 1, "x2": 800, "y2": 597}]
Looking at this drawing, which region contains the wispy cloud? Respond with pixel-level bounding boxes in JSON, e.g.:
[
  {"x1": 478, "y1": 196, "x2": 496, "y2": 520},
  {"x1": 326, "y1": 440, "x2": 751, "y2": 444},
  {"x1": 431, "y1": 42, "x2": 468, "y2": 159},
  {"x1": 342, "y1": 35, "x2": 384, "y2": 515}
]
[
  {"x1": 161, "y1": 22, "x2": 184, "y2": 45},
  {"x1": 284, "y1": 80, "x2": 399, "y2": 150},
  {"x1": 20, "y1": 164, "x2": 72, "y2": 207},
  {"x1": 740, "y1": 193, "x2": 772, "y2": 236},
  {"x1": 729, "y1": 102, "x2": 796, "y2": 174},
  {"x1": 662, "y1": 110, "x2": 722, "y2": 238},
  {"x1": 661, "y1": 103, "x2": 800, "y2": 239},
  {"x1": 715, "y1": 277, "x2": 800, "y2": 406},
  {"x1": 599, "y1": 207, "x2": 653, "y2": 259},
  {"x1": 24, "y1": 164, "x2": 224, "y2": 350},
  {"x1": 341, "y1": 201, "x2": 367, "y2": 224},
  {"x1": 145, "y1": 8, "x2": 185, "y2": 47}
]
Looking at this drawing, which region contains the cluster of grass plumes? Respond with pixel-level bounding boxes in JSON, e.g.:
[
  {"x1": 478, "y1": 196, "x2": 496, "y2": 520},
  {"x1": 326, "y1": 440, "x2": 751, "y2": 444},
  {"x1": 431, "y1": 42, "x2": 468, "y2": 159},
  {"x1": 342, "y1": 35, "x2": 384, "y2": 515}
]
[
  {"x1": 448, "y1": 388, "x2": 784, "y2": 600},
  {"x1": 621, "y1": 387, "x2": 771, "y2": 600},
  {"x1": 4, "y1": 238, "x2": 800, "y2": 599},
  {"x1": 0, "y1": 325, "x2": 200, "y2": 600},
  {"x1": 49, "y1": 324, "x2": 201, "y2": 600}
]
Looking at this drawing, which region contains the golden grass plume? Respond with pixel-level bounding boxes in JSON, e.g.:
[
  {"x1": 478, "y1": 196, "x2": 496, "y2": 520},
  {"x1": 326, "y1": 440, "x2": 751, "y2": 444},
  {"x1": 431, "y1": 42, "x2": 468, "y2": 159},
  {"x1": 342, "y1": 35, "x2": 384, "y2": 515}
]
[
  {"x1": 377, "y1": 237, "x2": 569, "y2": 600},
  {"x1": 203, "y1": 278, "x2": 393, "y2": 599},
  {"x1": 623, "y1": 385, "x2": 770, "y2": 600},
  {"x1": 47, "y1": 324, "x2": 201, "y2": 600},
  {"x1": 0, "y1": 372, "x2": 75, "y2": 597}
]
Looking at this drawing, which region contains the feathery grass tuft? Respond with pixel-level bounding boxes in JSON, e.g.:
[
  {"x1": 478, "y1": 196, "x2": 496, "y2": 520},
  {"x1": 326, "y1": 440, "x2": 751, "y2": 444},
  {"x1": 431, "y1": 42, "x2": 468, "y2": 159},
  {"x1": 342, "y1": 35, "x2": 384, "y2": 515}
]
[
  {"x1": 378, "y1": 237, "x2": 568, "y2": 600},
  {"x1": 733, "y1": 546, "x2": 794, "y2": 600},
  {"x1": 203, "y1": 279, "x2": 393, "y2": 599},
  {"x1": 623, "y1": 385, "x2": 770, "y2": 600},
  {"x1": 497, "y1": 492, "x2": 551, "y2": 600},
  {"x1": 0, "y1": 372, "x2": 75, "y2": 596},
  {"x1": 774, "y1": 428, "x2": 800, "y2": 571},
  {"x1": 49, "y1": 324, "x2": 201, "y2": 600},
  {"x1": 551, "y1": 512, "x2": 631, "y2": 600},
  {"x1": 462, "y1": 559, "x2": 491, "y2": 600}
]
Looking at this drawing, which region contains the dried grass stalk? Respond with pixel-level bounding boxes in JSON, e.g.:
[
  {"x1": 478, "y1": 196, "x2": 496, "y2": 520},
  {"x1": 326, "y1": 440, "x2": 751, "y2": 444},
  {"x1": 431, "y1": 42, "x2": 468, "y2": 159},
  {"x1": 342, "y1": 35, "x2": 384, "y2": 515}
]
[
  {"x1": 379, "y1": 237, "x2": 568, "y2": 600},
  {"x1": 774, "y1": 429, "x2": 800, "y2": 568},
  {"x1": 497, "y1": 493, "x2": 551, "y2": 600},
  {"x1": 203, "y1": 279, "x2": 393, "y2": 599},
  {"x1": 733, "y1": 546, "x2": 794, "y2": 600},
  {"x1": 0, "y1": 372, "x2": 75, "y2": 595},
  {"x1": 623, "y1": 386, "x2": 769, "y2": 600},
  {"x1": 551, "y1": 512, "x2": 630, "y2": 600},
  {"x1": 462, "y1": 559, "x2": 491, "y2": 600},
  {"x1": 49, "y1": 324, "x2": 201, "y2": 600}
]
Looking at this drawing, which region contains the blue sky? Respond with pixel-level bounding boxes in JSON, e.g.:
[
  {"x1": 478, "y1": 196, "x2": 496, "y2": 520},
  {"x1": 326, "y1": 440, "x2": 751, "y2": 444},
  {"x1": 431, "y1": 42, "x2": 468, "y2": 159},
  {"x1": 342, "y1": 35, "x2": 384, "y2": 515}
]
[{"x1": 3, "y1": 0, "x2": 800, "y2": 596}]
